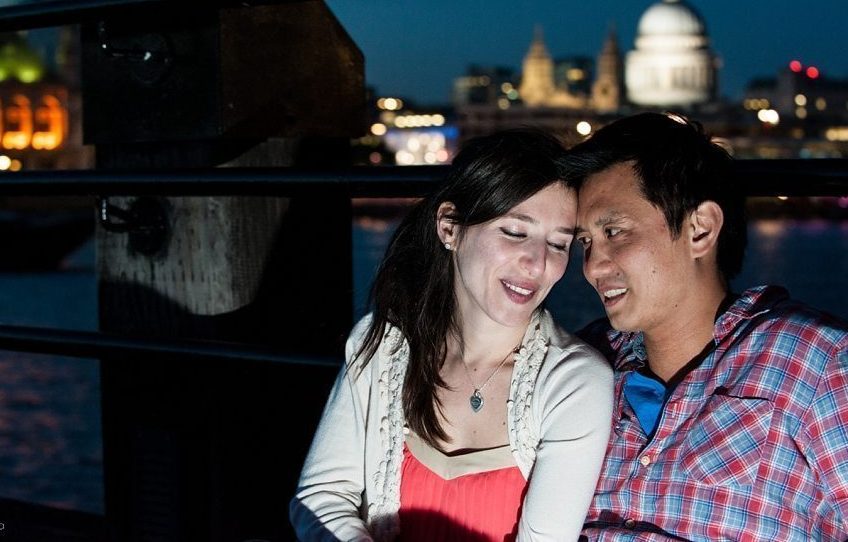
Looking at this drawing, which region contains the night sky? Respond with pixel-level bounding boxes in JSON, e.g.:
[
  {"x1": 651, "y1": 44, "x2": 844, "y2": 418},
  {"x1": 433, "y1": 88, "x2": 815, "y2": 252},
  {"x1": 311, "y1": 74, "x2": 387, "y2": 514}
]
[{"x1": 325, "y1": 0, "x2": 848, "y2": 106}]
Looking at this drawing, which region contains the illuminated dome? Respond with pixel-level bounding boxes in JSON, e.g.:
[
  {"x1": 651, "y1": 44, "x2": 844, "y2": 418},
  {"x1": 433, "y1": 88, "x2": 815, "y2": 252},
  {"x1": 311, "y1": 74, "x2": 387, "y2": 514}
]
[
  {"x1": 625, "y1": 0, "x2": 717, "y2": 107},
  {"x1": 638, "y1": 0, "x2": 705, "y2": 38}
]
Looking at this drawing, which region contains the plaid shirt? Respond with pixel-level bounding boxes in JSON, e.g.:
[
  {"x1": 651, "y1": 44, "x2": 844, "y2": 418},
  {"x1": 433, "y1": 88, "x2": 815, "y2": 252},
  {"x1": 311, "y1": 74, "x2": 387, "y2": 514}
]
[{"x1": 581, "y1": 285, "x2": 848, "y2": 541}]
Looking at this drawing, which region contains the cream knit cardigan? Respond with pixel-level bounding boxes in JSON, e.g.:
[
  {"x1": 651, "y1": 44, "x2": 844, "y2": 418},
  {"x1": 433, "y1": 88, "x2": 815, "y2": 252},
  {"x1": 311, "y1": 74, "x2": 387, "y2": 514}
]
[{"x1": 290, "y1": 310, "x2": 613, "y2": 541}]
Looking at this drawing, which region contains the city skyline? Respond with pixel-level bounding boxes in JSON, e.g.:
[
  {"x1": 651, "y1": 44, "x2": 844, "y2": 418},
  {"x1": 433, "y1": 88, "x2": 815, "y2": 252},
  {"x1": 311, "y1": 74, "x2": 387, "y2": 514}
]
[{"x1": 326, "y1": 0, "x2": 848, "y2": 106}]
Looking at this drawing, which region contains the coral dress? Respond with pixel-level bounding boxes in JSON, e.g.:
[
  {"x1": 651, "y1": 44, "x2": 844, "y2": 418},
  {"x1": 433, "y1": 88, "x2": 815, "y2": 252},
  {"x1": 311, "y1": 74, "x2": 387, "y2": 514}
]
[{"x1": 398, "y1": 431, "x2": 528, "y2": 542}]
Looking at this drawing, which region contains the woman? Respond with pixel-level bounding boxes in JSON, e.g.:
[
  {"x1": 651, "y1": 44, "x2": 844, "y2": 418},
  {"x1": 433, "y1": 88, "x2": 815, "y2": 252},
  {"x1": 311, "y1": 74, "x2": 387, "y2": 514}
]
[{"x1": 290, "y1": 129, "x2": 613, "y2": 541}]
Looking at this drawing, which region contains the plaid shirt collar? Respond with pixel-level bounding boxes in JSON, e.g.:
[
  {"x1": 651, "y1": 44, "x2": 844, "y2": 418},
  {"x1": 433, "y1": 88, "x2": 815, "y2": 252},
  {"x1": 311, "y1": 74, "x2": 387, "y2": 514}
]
[{"x1": 606, "y1": 285, "x2": 790, "y2": 373}]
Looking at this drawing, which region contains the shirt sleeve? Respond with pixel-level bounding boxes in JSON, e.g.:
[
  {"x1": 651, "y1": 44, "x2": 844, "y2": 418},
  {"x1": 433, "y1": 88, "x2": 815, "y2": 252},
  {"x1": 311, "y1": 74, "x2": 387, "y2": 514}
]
[
  {"x1": 289, "y1": 317, "x2": 375, "y2": 542},
  {"x1": 517, "y1": 342, "x2": 615, "y2": 541},
  {"x1": 801, "y1": 340, "x2": 848, "y2": 534}
]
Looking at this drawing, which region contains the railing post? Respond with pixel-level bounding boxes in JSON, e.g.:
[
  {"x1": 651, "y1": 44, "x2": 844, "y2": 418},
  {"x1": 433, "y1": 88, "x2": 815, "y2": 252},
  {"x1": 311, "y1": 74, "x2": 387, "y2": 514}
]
[{"x1": 82, "y1": 3, "x2": 364, "y2": 540}]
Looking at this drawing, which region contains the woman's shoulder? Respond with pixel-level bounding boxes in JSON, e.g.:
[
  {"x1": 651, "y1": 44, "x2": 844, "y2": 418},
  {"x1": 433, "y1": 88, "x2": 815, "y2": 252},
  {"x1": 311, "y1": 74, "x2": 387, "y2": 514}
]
[
  {"x1": 538, "y1": 311, "x2": 613, "y2": 378},
  {"x1": 344, "y1": 313, "x2": 376, "y2": 366},
  {"x1": 347, "y1": 313, "x2": 404, "y2": 347},
  {"x1": 349, "y1": 313, "x2": 375, "y2": 343},
  {"x1": 345, "y1": 313, "x2": 407, "y2": 367},
  {"x1": 530, "y1": 311, "x2": 614, "y2": 424},
  {"x1": 538, "y1": 310, "x2": 600, "y2": 356}
]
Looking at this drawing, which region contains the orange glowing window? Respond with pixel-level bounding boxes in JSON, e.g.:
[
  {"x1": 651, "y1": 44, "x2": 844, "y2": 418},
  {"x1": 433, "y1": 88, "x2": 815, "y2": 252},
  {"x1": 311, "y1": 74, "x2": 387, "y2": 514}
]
[
  {"x1": 0, "y1": 92, "x2": 68, "y2": 151},
  {"x1": 2, "y1": 94, "x2": 33, "y2": 150},
  {"x1": 31, "y1": 95, "x2": 67, "y2": 150}
]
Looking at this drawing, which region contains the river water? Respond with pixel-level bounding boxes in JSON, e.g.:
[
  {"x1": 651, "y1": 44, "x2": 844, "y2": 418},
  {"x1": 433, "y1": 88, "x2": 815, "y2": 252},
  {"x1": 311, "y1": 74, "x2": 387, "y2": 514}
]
[{"x1": 1, "y1": 218, "x2": 847, "y2": 515}]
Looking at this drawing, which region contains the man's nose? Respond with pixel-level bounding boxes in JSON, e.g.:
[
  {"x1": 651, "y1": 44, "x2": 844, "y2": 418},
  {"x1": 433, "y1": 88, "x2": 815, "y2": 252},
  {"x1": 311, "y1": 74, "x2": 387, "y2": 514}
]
[{"x1": 582, "y1": 240, "x2": 612, "y2": 284}]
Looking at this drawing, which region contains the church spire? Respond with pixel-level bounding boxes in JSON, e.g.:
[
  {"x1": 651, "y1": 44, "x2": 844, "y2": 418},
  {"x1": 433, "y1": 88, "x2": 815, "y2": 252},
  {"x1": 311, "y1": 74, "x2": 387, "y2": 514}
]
[
  {"x1": 519, "y1": 25, "x2": 555, "y2": 107},
  {"x1": 592, "y1": 24, "x2": 624, "y2": 113}
]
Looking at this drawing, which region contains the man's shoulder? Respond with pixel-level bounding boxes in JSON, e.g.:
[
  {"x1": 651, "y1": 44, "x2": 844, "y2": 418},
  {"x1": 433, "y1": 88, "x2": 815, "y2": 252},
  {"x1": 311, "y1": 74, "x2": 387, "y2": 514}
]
[
  {"x1": 729, "y1": 291, "x2": 848, "y2": 385},
  {"x1": 755, "y1": 292, "x2": 848, "y2": 346}
]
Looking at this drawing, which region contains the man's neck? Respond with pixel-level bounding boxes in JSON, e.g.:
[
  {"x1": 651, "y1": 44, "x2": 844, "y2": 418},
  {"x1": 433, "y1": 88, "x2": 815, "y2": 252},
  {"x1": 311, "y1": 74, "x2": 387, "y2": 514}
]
[{"x1": 643, "y1": 287, "x2": 728, "y2": 383}]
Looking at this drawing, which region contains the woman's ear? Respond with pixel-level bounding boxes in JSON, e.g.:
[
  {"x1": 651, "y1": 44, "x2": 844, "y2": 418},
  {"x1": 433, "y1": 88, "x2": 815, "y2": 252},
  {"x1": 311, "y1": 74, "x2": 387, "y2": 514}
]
[
  {"x1": 688, "y1": 200, "x2": 724, "y2": 259},
  {"x1": 436, "y1": 202, "x2": 459, "y2": 248}
]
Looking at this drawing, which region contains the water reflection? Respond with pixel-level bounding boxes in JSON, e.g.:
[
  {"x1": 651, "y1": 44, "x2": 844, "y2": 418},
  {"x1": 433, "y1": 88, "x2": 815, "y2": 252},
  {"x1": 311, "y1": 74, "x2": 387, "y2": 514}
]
[
  {"x1": 0, "y1": 270, "x2": 101, "y2": 514},
  {"x1": 738, "y1": 219, "x2": 848, "y2": 320},
  {"x1": 0, "y1": 352, "x2": 102, "y2": 513},
  {"x1": 353, "y1": 217, "x2": 848, "y2": 329}
]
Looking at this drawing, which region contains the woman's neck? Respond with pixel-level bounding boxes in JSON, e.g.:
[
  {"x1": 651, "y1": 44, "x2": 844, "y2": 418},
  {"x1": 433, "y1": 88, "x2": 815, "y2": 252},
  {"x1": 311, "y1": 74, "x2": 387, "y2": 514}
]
[{"x1": 449, "y1": 316, "x2": 529, "y2": 367}]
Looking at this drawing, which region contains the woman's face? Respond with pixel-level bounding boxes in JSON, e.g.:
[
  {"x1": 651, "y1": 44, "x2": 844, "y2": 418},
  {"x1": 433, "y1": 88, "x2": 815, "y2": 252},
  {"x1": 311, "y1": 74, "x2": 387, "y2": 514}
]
[{"x1": 441, "y1": 183, "x2": 578, "y2": 332}]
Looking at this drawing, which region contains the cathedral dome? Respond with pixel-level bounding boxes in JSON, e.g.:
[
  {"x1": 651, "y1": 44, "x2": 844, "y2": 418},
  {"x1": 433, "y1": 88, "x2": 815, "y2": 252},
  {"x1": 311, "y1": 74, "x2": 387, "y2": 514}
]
[
  {"x1": 638, "y1": 0, "x2": 705, "y2": 37},
  {"x1": 625, "y1": 0, "x2": 718, "y2": 107}
]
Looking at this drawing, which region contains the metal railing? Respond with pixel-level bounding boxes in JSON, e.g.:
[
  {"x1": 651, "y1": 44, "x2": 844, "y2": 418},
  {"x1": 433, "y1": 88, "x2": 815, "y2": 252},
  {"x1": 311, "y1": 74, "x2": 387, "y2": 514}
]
[
  {"x1": 0, "y1": 160, "x2": 847, "y2": 196},
  {"x1": 0, "y1": 162, "x2": 846, "y2": 365},
  {"x1": 0, "y1": 323, "x2": 339, "y2": 367},
  {"x1": 0, "y1": 0, "x2": 283, "y2": 31}
]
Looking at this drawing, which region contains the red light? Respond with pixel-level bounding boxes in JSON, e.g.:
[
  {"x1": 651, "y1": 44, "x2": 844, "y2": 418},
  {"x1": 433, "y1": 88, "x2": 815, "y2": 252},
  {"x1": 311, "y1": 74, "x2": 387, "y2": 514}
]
[
  {"x1": 806, "y1": 66, "x2": 820, "y2": 79},
  {"x1": 789, "y1": 60, "x2": 802, "y2": 72}
]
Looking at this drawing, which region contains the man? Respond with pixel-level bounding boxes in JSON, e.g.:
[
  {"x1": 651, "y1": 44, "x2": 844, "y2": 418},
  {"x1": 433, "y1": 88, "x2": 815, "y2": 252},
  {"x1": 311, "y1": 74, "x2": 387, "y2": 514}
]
[{"x1": 569, "y1": 112, "x2": 848, "y2": 540}]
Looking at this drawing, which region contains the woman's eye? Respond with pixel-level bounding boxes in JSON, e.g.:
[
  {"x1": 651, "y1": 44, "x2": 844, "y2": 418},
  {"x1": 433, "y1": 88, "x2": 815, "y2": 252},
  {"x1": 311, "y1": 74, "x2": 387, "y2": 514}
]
[
  {"x1": 548, "y1": 242, "x2": 569, "y2": 253},
  {"x1": 500, "y1": 228, "x2": 526, "y2": 239}
]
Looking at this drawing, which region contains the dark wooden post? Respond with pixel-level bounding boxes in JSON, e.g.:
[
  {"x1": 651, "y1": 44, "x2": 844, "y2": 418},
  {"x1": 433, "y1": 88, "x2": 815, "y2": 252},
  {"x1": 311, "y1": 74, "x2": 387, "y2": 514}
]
[{"x1": 82, "y1": 2, "x2": 363, "y2": 540}]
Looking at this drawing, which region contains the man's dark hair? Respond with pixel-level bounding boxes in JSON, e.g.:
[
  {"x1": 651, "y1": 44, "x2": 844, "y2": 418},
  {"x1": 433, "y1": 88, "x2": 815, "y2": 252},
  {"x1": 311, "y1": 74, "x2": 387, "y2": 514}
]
[{"x1": 565, "y1": 112, "x2": 747, "y2": 283}]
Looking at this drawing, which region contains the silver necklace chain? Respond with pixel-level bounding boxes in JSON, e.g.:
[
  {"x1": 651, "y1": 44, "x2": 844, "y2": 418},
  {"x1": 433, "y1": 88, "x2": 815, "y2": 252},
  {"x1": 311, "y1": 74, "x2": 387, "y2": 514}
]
[{"x1": 460, "y1": 346, "x2": 518, "y2": 413}]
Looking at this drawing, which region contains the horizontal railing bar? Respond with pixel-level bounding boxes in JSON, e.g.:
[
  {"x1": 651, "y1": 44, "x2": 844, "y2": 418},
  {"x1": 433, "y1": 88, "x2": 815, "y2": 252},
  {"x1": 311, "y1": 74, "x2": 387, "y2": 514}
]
[
  {"x1": 0, "y1": 0, "x2": 288, "y2": 31},
  {"x1": 0, "y1": 166, "x2": 444, "y2": 197},
  {"x1": 735, "y1": 160, "x2": 848, "y2": 197},
  {"x1": 0, "y1": 161, "x2": 847, "y2": 197},
  {"x1": 0, "y1": 324, "x2": 341, "y2": 368}
]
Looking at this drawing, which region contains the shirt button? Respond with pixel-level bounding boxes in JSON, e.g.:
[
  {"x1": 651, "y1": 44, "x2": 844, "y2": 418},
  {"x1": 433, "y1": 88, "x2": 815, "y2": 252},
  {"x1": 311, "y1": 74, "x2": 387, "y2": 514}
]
[
  {"x1": 639, "y1": 455, "x2": 652, "y2": 467},
  {"x1": 623, "y1": 518, "x2": 636, "y2": 528}
]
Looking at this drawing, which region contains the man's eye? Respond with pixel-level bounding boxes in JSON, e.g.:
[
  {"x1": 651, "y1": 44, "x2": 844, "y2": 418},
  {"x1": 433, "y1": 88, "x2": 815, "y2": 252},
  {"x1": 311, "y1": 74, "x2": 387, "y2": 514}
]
[
  {"x1": 605, "y1": 227, "x2": 621, "y2": 238},
  {"x1": 577, "y1": 236, "x2": 591, "y2": 247}
]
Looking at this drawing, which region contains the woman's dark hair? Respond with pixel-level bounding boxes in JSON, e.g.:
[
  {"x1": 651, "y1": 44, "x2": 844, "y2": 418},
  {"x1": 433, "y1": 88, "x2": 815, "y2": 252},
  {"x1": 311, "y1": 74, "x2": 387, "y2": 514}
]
[
  {"x1": 355, "y1": 128, "x2": 570, "y2": 448},
  {"x1": 565, "y1": 112, "x2": 747, "y2": 284}
]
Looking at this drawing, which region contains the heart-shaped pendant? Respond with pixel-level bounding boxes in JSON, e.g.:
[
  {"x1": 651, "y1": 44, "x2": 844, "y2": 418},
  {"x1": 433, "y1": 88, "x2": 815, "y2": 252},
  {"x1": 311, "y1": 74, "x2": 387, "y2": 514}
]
[{"x1": 469, "y1": 390, "x2": 483, "y2": 412}]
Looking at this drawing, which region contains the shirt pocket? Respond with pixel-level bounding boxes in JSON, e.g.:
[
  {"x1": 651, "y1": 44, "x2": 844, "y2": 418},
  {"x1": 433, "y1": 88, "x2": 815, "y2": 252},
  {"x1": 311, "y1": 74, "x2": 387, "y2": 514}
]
[{"x1": 679, "y1": 393, "x2": 773, "y2": 487}]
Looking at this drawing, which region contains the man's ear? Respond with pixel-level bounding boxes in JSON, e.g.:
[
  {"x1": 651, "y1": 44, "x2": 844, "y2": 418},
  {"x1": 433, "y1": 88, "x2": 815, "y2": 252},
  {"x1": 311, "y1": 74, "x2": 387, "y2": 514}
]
[
  {"x1": 689, "y1": 201, "x2": 723, "y2": 259},
  {"x1": 436, "y1": 202, "x2": 460, "y2": 248}
]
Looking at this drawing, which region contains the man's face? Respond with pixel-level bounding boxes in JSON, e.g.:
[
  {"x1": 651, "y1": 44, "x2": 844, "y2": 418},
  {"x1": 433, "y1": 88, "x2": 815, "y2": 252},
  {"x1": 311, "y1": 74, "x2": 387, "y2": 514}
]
[{"x1": 576, "y1": 162, "x2": 693, "y2": 335}]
